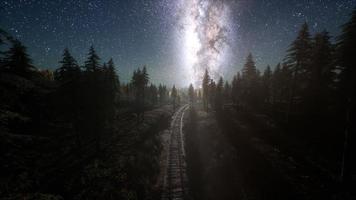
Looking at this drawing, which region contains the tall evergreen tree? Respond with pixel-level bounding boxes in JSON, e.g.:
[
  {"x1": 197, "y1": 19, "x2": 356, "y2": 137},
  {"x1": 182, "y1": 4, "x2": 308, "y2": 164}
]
[
  {"x1": 262, "y1": 65, "x2": 272, "y2": 104},
  {"x1": 2, "y1": 40, "x2": 34, "y2": 76},
  {"x1": 148, "y1": 84, "x2": 158, "y2": 105},
  {"x1": 55, "y1": 48, "x2": 80, "y2": 82},
  {"x1": 188, "y1": 83, "x2": 195, "y2": 105},
  {"x1": 106, "y1": 58, "x2": 120, "y2": 95},
  {"x1": 158, "y1": 84, "x2": 168, "y2": 105},
  {"x1": 215, "y1": 77, "x2": 224, "y2": 111},
  {"x1": 84, "y1": 46, "x2": 101, "y2": 72},
  {"x1": 231, "y1": 72, "x2": 242, "y2": 105},
  {"x1": 208, "y1": 79, "x2": 216, "y2": 111},
  {"x1": 242, "y1": 53, "x2": 257, "y2": 82},
  {"x1": 308, "y1": 31, "x2": 334, "y2": 112},
  {"x1": 202, "y1": 69, "x2": 210, "y2": 111},
  {"x1": 223, "y1": 81, "x2": 231, "y2": 102},
  {"x1": 241, "y1": 53, "x2": 259, "y2": 108},
  {"x1": 336, "y1": 8, "x2": 356, "y2": 184},
  {"x1": 285, "y1": 23, "x2": 312, "y2": 120},
  {"x1": 337, "y1": 9, "x2": 356, "y2": 102},
  {"x1": 171, "y1": 85, "x2": 178, "y2": 110}
]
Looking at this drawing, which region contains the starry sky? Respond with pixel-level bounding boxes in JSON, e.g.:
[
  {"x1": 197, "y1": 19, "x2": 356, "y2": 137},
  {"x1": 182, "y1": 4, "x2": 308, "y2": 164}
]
[{"x1": 1, "y1": 0, "x2": 355, "y2": 87}]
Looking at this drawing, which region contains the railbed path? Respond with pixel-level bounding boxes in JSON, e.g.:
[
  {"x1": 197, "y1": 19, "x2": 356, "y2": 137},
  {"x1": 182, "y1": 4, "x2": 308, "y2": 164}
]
[{"x1": 161, "y1": 104, "x2": 189, "y2": 200}]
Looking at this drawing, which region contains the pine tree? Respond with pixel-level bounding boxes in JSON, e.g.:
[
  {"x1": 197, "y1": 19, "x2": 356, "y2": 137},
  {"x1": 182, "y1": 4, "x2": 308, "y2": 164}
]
[
  {"x1": 337, "y1": 9, "x2": 356, "y2": 102},
  {"x1": 223, "y1": 81, "x2": 231, "y2": 102},
  {"x1": 171, "y1": 85, "x2": 178, "y2": 110},
  {"x1": 188, "y1": 83, "x2": 195, "y2": 105},
  {"x1": 84, "y1": 45, "x2": 101, "y2": 72},
  {"x1": 231, "y1": 72, "x2": 242, "y2": 105},
  {"x1": 202, "y1": 69, "x2": 210, "y2": 111},
  {"x1": 142, "y1": 65, "x2": 149, "y2": 87},
  {"x1": 241, "y1": 53, "x2": 259, "y2": 108},
  {"x1": 102, "y1": 58, "x2": 120, "y2": 126},
  {"x1": 0, "y1": 28, "x2": 12, "y2": 61},
  {"x1": 242, "y1": 53, "x2": 257, "y2": 82},
  {"x1": 107, "y1": 58, "x2": 120, "y2": 94},
  {"x1": 215, "y1": 77, "x2": 224, "y2": 111},
  {"x1": 286, "y1": 22, "x2": 312, "y2": 77},
  {"x1": 208, "y1": 79, "x2": 216, "y2": 111},
  {"x1": 308, "y1": 31, "x2": 334, "y2": 113},
  {"x1": 285, "y1": 23, "x2": 312, "y2": 121},
  {"x1": 55, "y1": 48, "x2": 80, "y2": 82},
  {"x1": 336, "y1": 9, "x2": 356, "y2": 183},
  {"x1": 262, "y1": 65, "x2": 272, "y2": 104},
  {"x1": 158, "y1": 84, "x2": 168, "y2": 105},
  {"x1": 148, "y1": 84, "x2": 158, "y2": 105},
  {"x1": 2, "y1": 40, "x2": 34, "y2": 76}
]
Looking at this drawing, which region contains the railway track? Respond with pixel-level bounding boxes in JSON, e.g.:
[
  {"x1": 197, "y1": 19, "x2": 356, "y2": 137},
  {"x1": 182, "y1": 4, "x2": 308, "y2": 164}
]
[{"x1": 162, "y1": 104, "x2": 189, "y2": 200}]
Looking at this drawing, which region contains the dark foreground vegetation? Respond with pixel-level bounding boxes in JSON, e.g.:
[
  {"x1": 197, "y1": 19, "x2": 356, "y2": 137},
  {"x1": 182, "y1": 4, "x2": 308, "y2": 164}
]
[
  {"x1": 185, "y1": 10, "x2": 356, "y2": 200},
  {"x1": 1, "y1": 6, "x2": 356, "y2": 200},
  {"x1": 0, "y1": 27, "x2": 181, "y2": 199}
]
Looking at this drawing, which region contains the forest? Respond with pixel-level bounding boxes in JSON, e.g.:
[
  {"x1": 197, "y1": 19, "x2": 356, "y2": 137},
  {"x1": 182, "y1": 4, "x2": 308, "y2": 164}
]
[{"x1": 0, "y1": 6, "x2": 355, "y2": 200}]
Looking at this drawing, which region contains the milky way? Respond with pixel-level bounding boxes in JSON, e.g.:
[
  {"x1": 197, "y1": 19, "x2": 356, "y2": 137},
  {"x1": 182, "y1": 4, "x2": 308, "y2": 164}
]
[
  {"x1": 178, "y1": 0, "x2": 231, "y2": 87},
  {"x1": 1, "y1": 0, "x2": 355, "y2": 87}
]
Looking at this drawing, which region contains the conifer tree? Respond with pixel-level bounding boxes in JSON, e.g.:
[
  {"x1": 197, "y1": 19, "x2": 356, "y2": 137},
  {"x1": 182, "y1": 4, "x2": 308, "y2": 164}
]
[
  {"x1": 55, "y1": 48, "x2": 80, "y2": 82},
  {"x1": 171, "y1": 85, "x2": 178, "y2": 110},
  {"x1": 336, "y1": 9, "x2": 356, "y2": 183},
  {"x1": 148, "y1": 84, "x2": 158, "y2": 105},
  {"x1": 215, "y1": 77, "x2": 224, "y2": 111},
  {"x1": 208, "y1": 79, "x2": 216, "y2": 110},
  {"x1": 285, "y1": 23, "x2": 312, "y2": 120},
  {"x1": 188, "y1": 83, "x2": 195, "y2": 105},
  {"x1": 84, "y1": 45, "x2": 101, "y2": 72},
  {"x1": 262, "y1": 65, "x2": 272, "y2": 104},
  {"x1": 2, "y1": 40, "x2": 34, "y2": 76},
  {"x1": 242, "y1": 53, "x2": 257, "y2": 83},
  {"x1": 308, "y1": 31, "x2": 334, "y2": 112},
  {"x1": 223, "y1": 81, "x2": 231, "y2": 102},
  {"x1": 337, "y1": 9, "x2": 356, "y2": 103},
  {"x1": 241, "y1": 53, "x2": 259, "y2": 108},
  {"x1": 202, "y1": 69, "x2": 210, "y2": 111}
]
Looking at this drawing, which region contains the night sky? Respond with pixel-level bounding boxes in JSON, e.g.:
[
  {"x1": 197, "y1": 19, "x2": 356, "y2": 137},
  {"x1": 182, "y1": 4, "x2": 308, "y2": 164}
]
[{"x1": 1, "y1": 0, "x2": 355, "y2": 87}]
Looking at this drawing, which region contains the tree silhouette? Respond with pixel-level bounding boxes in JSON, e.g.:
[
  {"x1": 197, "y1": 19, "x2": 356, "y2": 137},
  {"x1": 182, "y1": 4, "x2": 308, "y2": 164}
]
[
  {"x1": 262, "y1": 65, "x2": 272, "y2": 105},
  {"x1": 54, "y1": 48, "x2": 80, "y2": 82},
  {"x1": 2, "y1": 40, "x2": 34, "y2": 76},
  {"x1": 241, "y1": 53, "x2": 259, "y2": 109},
  {"x1": 223, "y1": 81, "x2": 231, "y2": 103},
  {"x1": 336, "y1": 8, "x2": 356, "y2": 184},
  {"x1": 84, "y1": 45, "x2": 101, "y2": 72},
  {"x1": 171, "y1": 85, "x2": 178, "y2": 111},
  {"x1": 337, "y1": 9, "x2": 356, "y2": 104},
  {"x1": 285, "y1": 22, "x2": 312, "y2": 121},
  {"x1": 202, "y1": 69, "x2": 210, "y2": 111},
  {"x1": 148, "y1": 84, "x2": 158, "y2": 106},
  {"x1": 158, "y1": 84, "x2": 167, "y2": 105},
  {"x1": 307, "y1": 31, "x2": 334, "y2": 113},
  {"x1": 131, "y1": 66, "x2": 150, "y2": 120},
  {"x1": 188, "y1": 83, "x2": 196, "y2": 105},
  {"x1": 208, "y1": 79, "x2": 216, "y2": 111},
  {"x1": 215, "y1": 77, "x2": 224, "y2": 112},
  {"x1": 231, "y1": 72, "x2": 242, "y2": 106},
  {"x1": 104, "y1": 58, "x2": 120, "y2": 124}
]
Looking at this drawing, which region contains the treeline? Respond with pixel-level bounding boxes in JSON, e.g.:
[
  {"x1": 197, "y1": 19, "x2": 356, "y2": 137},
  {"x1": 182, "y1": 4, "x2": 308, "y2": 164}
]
[
  {"x1": 0, "y1": 34, "x2": 176, "y2": 145},
  {"x1": 190, "y1": 10, "x2": 355, "y2": 124},
  {"x1": 188, "y1": 9, "x2": 356, "y2": 185},
  {"x1": 0, "y1": 27, "x2": 180, "y2": 199}
]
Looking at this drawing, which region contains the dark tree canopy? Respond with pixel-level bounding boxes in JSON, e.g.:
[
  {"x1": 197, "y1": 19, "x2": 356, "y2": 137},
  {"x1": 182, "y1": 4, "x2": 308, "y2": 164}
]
[{"x1": 2, "y1": 40, "x2": 34, "y2": 75}]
